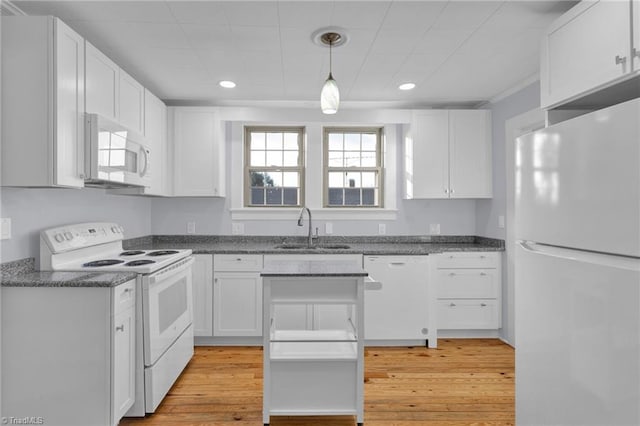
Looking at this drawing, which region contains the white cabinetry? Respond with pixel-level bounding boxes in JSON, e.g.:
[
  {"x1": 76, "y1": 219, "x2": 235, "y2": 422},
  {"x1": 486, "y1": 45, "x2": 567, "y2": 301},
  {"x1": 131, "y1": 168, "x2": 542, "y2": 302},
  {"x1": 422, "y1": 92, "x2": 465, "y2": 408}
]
[
  {"x1": 434, "y1": 252, "x2": 502, "y2": 330},
  {"x1": 2, "y1": 279, "x2": 136, "y2": 426},
  {"x1": 541, "y1": 0, "x2": 639, "y2": 109},
  {"x1": 405, "y1": 110, "x2": 492, "y2": 199},
  {"x1": 192, "y1": 254, "x2": 213, "y2": 337},
  {"x1": 169, "y1": 107, "x2": 225, "y2": 197},
  {"x1": 1, "y1": 16, "x2": 85, "y2": 188},
  {"x1": 142, "y1": 90, "x2": 168, "y2": 195},
  {"x1": 119, "y1": 69, "x2": 145, "y2": 135},
  {"x1": 363, "y1": 256, "x2": 436, "y2": 347},
  {"x1": 213, "y1": 254, "x2": 263, "y2": 336},
  {"x1": 85, "y1": 41, "x2": 119, "y2": 122}
]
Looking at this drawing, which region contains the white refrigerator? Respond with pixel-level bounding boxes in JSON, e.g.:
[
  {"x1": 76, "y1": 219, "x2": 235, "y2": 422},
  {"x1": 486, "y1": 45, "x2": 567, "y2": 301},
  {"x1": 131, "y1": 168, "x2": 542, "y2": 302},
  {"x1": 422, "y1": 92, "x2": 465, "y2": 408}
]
[{"x1": 515, "y1": 97, "x2": 640, "y2": 425}]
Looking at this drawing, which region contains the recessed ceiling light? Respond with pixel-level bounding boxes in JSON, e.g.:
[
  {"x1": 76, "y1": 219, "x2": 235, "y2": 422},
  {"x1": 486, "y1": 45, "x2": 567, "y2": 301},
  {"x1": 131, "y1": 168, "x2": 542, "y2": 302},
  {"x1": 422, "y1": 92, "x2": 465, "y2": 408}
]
[
  {"x1": 219, "y1": 80, "x2": 236, "y2": 88},
  {"x1": 399, "y1": 83, "x2": 416, "y2": 91}
]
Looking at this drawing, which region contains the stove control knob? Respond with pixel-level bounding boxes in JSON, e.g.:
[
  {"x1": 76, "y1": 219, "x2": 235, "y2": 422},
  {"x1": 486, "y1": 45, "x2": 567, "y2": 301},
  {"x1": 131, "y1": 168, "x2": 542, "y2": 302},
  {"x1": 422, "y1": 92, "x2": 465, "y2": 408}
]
[
  {"x1": 111, "y1": 226, "x2": 118, "y2": 234},
  {"x1": 54, "y1": 233, "x2": 64, "y2": 243},
  {"x1": 64, "y1": 232, "x2": 73, "y2": 241}
]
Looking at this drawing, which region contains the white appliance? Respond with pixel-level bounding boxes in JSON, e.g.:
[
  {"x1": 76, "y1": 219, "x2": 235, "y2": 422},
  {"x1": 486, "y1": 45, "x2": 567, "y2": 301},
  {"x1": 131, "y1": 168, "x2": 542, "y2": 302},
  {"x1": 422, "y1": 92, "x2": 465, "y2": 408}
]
[
  {"x1": 515, "y1": 98, "x2": 640, "y2": 425},
  {"x1": 85, "y1": 113, "x2": 151, "y2": 188},
  {"x1": 40, "y1": 222, "x2": 194, "y2": 416}
]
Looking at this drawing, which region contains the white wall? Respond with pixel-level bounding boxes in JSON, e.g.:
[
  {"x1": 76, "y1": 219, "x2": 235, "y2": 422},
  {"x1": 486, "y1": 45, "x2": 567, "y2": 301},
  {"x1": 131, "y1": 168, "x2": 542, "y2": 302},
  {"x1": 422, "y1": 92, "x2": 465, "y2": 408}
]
[
  {"x1": 0, "y1": 187, "x2": 152, "y2": 263},
  {"x1": 476, "y1": 81, "x2": 541, "y2": 239}
]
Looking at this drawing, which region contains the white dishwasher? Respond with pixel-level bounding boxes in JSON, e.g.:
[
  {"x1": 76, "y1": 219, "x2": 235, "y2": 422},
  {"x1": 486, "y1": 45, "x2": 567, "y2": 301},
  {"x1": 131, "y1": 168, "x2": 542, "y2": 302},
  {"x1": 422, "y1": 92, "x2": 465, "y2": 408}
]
[{"x1": 364, "y1": 255, "x2": 436, "y2": 347}]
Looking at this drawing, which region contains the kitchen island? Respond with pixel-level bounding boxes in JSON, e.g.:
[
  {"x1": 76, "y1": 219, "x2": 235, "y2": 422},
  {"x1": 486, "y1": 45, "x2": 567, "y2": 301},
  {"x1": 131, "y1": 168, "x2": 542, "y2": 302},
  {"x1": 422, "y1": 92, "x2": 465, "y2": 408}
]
[{"x1": 261, "y1": 259, "x2": 367, "y2": 426}]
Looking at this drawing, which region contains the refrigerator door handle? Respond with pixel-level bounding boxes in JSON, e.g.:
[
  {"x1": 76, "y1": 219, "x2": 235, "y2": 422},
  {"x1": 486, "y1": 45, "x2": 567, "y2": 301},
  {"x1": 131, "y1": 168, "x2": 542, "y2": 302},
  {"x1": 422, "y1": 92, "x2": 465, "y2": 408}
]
[{"x1": 518, "y1": 241, "x2": 639, "y2": 271}]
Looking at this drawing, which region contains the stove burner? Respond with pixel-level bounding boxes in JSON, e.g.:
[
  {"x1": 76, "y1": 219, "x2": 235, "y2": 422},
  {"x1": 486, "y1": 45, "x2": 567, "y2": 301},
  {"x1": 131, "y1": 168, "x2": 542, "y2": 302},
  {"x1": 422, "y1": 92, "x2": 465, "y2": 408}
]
[
  {"x1": 120, "y1": 250, "x2": 145, "y2": 256},
  {"x1": 125, "y1": 260, "x2": 156, "y2": 267},
  {"x1": 147, "y1": 250, "x2": 179, "y2": 257},
  {"x1": 83, "y1": 259, "x2": 125, "y2": 267}
]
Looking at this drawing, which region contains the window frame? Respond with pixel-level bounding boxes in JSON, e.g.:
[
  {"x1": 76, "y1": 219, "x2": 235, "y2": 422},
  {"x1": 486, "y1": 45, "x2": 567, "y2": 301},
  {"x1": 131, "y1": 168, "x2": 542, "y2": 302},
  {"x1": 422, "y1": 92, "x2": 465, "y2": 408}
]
[
  {"x1": 243, "y1": 126, "x2": 305, "y2": 208},
  {"x1": 322, "y1": 126, "x2": 384, "y2": 208}
]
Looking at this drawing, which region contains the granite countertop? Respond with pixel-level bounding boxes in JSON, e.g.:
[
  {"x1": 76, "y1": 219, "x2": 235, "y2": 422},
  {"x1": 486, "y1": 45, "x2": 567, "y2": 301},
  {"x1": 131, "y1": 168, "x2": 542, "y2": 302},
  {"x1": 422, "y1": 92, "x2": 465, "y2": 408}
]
[
  {"x1": 124, "y1": 235, "x2": 504, "y2": 255},
  {"x1": 0, "y1": 258, "x2": 138, "y2": 288},
  {"x1": 262, "y1": 260, "x2": 368, "y2": 277}
]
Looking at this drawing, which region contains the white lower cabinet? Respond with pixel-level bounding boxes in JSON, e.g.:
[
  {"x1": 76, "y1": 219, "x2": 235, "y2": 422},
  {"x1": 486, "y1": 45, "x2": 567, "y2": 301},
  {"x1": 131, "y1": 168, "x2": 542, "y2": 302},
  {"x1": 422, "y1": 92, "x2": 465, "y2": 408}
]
[
  {"x1": 213, "y1": 254, "x2": 263, "y2": 336},
  {"x1": 192, "y1": 254, "x2": 213, "y2": 337},
  {"x1": 1, "y1": 279, "x2": 136, "y2": 426},
  {"x1": 434, "y1": 252, "x2": 502, "y2": 330},
  {"x1": 364, "y1": 256, "x2": 435, "y2": 346}
]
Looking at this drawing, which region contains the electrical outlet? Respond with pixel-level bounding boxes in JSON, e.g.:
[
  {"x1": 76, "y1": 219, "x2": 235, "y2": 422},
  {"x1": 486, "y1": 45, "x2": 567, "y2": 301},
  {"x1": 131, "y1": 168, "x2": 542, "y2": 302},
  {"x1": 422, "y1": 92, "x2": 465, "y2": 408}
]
[
  {"x1": 0, "y1": 218, "x2": 11, "y2": 240},
  {"x1": 325, "y1": 222, "x2": 333, "y2": 234},
  {"x1": 378, "y1": 223, "x2": 386, "y2": 235},
  {"x1": 187, "y1": 222, "x2": 196, "y2": 234},
  {"x1": 429, "y1": 223, "x2": 441, "y2": 235},
  {"x1": 232, "y1": 222, "x2": 244, "y2": 235},
  {"x1": 498, "y1": 215, "x2": 505, "y2": 229}
]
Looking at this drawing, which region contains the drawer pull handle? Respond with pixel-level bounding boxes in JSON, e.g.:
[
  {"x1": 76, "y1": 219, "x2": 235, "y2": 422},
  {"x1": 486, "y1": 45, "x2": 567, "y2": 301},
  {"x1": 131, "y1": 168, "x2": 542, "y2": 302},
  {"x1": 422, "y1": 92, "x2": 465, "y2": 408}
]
[
  {"x1": 480, "y1": 255, "x2": 486, "y2": 259},
  {"x1": 480, "y1": 272, "x2": 487, "y2": 276},
  {"x1": 449, "y1": 302, "x2": 456, "y2": 307},
  {"x1": 449, "y1": 272, "x2": 456, "y2": 277},
  {"x1": 116, "y1": 325, "x2": 125, "y2": 332},
  {"x1": 123, "y1": 288, "x2": 131, "y2": 293},
  {"x1": 615, "y1": 55, "x2": 627, "y2": 66},
  {"x1": 480, "y1": 303, "x2": 487, "y2": 307},
  {"x1": 235, "y1": 258, "x2": 242, "y2": 261},
  {"x1": 449, "y1": 255, "x2": 454, "y2": 259}
]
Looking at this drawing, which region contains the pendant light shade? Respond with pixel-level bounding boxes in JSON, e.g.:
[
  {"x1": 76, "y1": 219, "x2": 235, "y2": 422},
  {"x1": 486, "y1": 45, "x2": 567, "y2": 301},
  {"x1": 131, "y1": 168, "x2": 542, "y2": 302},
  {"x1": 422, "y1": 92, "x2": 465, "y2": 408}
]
[
  {"x1": 321, "y1": 73, "x2": 339, "y2": 114},
  {"x1": 319, "y1": 32, "x2": 342, "y2": 115}
]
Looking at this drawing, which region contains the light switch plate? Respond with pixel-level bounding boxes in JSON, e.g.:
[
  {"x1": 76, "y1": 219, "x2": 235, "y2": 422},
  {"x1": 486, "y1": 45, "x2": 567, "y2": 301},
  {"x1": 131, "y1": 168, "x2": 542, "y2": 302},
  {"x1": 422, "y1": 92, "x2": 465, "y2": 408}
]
[
  {"x1": 429, "y1": 223, "x2": 441, "y2": 235},
  {"x1": 378, "y1": 224, "x2": 386, "y2": 235},
  {"x1": 498, "y1": 215, "x2": 505, "y2": 229},
  {"x1": 232, "y1": 222, "x2": 244, "y2": 235},
  {"x1": 1, "y1": 218, "x2": 11, "y2": 240},
  {"x1": 187, "y1": 222, "x2": 196, "y2": 234},
  {"x1": 325, "y1": 222, "x2": 333, "y2": 234}
]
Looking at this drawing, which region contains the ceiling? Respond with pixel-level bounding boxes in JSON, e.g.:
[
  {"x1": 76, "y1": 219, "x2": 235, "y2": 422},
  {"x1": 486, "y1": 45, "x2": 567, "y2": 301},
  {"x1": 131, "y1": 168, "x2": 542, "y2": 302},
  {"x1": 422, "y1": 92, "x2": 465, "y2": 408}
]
[{"x1": 12, "y1": 0, "x2": 577, "y2": 107}]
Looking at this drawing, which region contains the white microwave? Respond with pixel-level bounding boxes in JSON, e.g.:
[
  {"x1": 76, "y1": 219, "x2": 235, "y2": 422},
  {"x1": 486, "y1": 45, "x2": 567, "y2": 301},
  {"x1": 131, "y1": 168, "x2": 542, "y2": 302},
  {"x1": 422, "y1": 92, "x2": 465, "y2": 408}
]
[{"x1": 84, "y1": 113, "x2": 151, "y2": 187}]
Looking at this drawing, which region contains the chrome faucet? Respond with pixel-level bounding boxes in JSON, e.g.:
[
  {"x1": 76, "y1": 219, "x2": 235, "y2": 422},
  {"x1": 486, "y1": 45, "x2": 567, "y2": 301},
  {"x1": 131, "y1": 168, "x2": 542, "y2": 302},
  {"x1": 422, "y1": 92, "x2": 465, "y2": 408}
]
[{"x1": 297, "y1": 206, "x2": 315, "y2": 247}]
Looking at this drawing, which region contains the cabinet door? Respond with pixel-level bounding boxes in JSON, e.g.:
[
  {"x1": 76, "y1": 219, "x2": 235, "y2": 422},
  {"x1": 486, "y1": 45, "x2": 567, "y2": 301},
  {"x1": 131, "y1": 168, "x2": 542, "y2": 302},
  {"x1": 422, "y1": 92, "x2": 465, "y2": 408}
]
[
  {"x1": 119, "y1": 69, "x2": 145, "y2": 135},
  {"x1": 449, "y1": 110, "x2": 492, "y2": 198},
  {"x1": 54, "y1": 19, "x2": 85, "y2": 188},
  {"x1": 406, "y1": 110, "x2": 449, "y2": 198},
  {"x1": 192, "y1": 255, "x2": 213, "y2": 337},
  {"x1": 112, "y1": 307, "x2": 135, "y2": 422},
  {"x1": 634, "y1": 0, "x2": 640, "y2": 71},
  {"x1": 170, "y1": 108, "x2": 224, "y2": 196},
  {"x1": 213, "y1": 272, "x2": 262, "y2": 336},
  {"x1": 364, "y1": 256, "x2": 430, "y2": 340},
  {"x1": 541, "y1": 0, "x2": 632, "y2": 108},
  {"x1": 143, "y1": 90, "x2": 167, "y2": 195},
  {"x1": 85, "y1": 41, "x2": 119, "y2": 121}
]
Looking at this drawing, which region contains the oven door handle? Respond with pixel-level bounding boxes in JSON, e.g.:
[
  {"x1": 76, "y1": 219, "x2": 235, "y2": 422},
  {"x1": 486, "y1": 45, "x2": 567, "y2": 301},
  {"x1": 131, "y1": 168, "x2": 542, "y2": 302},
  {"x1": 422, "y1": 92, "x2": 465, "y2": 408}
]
[{"x1": 147, "y1": 256, "x2": 194, "y2": 285}]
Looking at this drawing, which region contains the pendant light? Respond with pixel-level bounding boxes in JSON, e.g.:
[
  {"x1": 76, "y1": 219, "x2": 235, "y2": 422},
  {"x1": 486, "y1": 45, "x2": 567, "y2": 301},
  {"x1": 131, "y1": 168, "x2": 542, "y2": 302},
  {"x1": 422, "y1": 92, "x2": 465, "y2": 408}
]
[{"x1": 320, "y1": 32, "x2": 341, "y2": 115}]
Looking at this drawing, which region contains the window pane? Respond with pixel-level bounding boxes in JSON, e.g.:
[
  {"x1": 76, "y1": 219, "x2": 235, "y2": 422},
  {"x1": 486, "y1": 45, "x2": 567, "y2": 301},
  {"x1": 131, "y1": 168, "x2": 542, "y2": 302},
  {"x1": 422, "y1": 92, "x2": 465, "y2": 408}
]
[
  {"x1": 328, "y1": 188, "x2": 343, "y2": 205},
  {"x1": 251, "y1": 188, "x2": 265, "y2": 205},
  {"x1": 328, "y1": 172, "x2": 344, "y2": 188},
  {"x1": 283, "y1": 151, "x2": 299, "y2": 167},
  {"x1": 362, "y1": 188, "x2": 376, "y2": 205},
  {"x1": 266, "y1": 187, "x2": 282, "y2": 204},
  {"x1": 361, "y1": 133, "x2": 376, "y2": 151},
  {"x1": 265, "y1": 171, "x2": 282, "y2": 187},
  {"x1": 250, "y1": 132, "x2": 265, "y2": 150},
  {"x1": 345, "y1": 188, "x2": 361, "y2": 205},
  {"x1": 283, "y1": 188, "x2": 298, "y2": 205},
  {"x1": 283, "y1": 133, "x2": 298, "y2": 150},
  {"x1": 266, "y1": 150, "x2": 282, "y2": 167},
  {"x1": 328, "y1": 151, "x2": 343, "y2": 167},
  {"x1": 283, "y1": 172, "x2": 298, "y2": 187},
  {"x1": 328, "y1": 133, "x2": 343, "y2": 151},
  {"x1": 344, "y1": 152, "x2": 360, "y2": 167},
  {"x1": 266, "y1": 133, "x2": 283, "y2": 150},
  {"x1": 345, "y1": 172, "x2": 361, "y2": 188},
  {"x1": 362, "y1": 172, "x2": 376, "y2": 188},
  {"x1": 361, "y1": 151, "x2": 377, "y2": 167},
  {"x1": 344, "y1": 133, "x2": 360, "y2": 151},
  {"x1": 250, "y1": 171, "x2": 266, "y2": 187},
  {"x1": 250, "y1": 150, "x2": 266, "y2": 167}
]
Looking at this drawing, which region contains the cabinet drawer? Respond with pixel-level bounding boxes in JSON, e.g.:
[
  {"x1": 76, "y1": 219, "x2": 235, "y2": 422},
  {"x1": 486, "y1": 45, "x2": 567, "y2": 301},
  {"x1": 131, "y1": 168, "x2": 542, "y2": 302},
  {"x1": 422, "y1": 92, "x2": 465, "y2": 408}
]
[
  {"x1": 437, "y1": 299, "x2": 500, "y2": 330},
  {"x1": 214, "y1": 254, "x2": 263, "y2": 271},
  {"x1": 436, "y1": 251, "x2": 500, "y2": 269},
  {"x1": 437, "y1": 269, "x2": 499, "y2": 299},
  {"x1": 113, "y1": 279, "x2": 135, "y2": 314}
]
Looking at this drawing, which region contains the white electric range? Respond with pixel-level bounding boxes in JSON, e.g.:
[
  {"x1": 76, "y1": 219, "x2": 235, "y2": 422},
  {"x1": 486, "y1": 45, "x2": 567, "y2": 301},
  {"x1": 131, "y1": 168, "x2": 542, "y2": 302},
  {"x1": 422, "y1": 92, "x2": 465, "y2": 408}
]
[{"x1": 40, "y1": 222, "x2": 195, "y2": 416}]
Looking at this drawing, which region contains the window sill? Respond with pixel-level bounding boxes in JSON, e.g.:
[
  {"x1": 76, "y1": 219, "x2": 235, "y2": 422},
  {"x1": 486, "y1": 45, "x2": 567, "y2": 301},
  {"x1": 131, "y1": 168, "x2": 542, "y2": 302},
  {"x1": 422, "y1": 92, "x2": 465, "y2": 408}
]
[{"x1": 230, "y1": 208, "x2": 398, "y2": 221}]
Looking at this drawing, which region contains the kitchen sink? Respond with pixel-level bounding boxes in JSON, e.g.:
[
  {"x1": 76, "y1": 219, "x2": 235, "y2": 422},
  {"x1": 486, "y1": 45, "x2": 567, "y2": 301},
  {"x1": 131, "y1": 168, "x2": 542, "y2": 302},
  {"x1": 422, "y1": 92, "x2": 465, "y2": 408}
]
[{"x1": 273, "y1": 244, "x2": 351, "y2": 250}]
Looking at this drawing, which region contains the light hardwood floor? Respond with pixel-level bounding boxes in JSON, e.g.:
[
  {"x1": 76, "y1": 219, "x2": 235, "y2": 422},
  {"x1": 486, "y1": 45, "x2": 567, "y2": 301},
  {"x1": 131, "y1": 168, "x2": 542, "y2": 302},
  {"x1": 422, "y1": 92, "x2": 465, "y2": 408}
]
[{"x1": 120, "y1": 338, "x2": 514, "y2": 426}]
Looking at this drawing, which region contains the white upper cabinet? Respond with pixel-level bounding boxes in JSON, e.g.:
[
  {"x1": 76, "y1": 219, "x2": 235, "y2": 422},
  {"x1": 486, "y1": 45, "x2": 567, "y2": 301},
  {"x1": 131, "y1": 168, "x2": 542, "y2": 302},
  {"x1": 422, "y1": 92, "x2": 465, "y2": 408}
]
[
  {"x1": 1, "y1": 16, "x2": 85, "y2": 188},
  {"x1": 634, "y1": 0, "x2": 640, "y2": 70},
  {"x1": 405, "y1": 110, "x2": 492, "y2": 199},
  {"x1": 169, "y1": 107, "x2": 225, "y2": 197},
  {"x1": 141, "y1": 90, "x2": 167, "y2": 196},
  {"x1": 541, "y1": 0, "x2": 637, "y2": 109},
  {"x1": 85, "y1": 41, "x2": 119, "y2": 122},
  {"x1": 119, "y1": 69, "x2": 145, "y2": 135}
]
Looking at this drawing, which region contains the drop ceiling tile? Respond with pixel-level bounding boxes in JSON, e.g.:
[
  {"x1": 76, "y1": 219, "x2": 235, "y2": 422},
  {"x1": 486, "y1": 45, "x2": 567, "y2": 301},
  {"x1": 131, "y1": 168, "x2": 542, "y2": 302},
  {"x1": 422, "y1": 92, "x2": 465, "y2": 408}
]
[
  {"x1": 432, "y1": 1, "x2": 503, "y2": 30},
  {"x1": 399, "y1": 52, "x2": 451, "y2": 75},
  {"x1": 381, "y1": 1, "x2": 448, "y2": 30},
  {"x1": 181, "y1": 24, "x2": 234, "y2": 51},
  {"x1": 277, "y1": 1, "x2": 332, "y2": 29},
  {"x1": 329, "y1": 1, "x2": 391, "y2": 29},
  {"x1": 282, "y1": 53, "x2": 324, "y2": 75},
  {"x1": 221, "y1": 1, "x2": 279, "y2": 27},
  {"x1": 133, "y1": 47, "x2": 202, "y2": 70},
  {"x1": 18, "y1": 0, "x2": 175, "y2": 23},
  {"x1": 166, "y1": 1, "x2": 228, "y2": 25},
  {"x1": 413, "y1": 28, "x2": 475, "y2": 55},
  {"x1": 279, "y1": 27, "x2": 323, "y2": 56},
  {"x1": 368, "y1": 28, "x2": 426, "y2": 54},
  {"x1": 359, "y1": 53, "x2": 409, "y2": 75},
  {"x1": 482, "y1": 1, "x2": 577, "y2": 30},
  {"x1": 231, "y1": 26, "x2": 281, "y2": 53}
]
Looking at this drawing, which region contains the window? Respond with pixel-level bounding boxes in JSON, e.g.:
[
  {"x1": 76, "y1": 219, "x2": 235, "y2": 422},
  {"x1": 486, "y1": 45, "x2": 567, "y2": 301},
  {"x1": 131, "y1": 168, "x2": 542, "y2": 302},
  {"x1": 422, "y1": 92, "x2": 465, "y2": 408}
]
[
  {"x1": 323, "y1": 127, "x2": 383, "y2": 207},
  {"x1": 244, "y1": 127, "x2": 304, "y2": 207}
]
